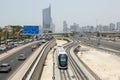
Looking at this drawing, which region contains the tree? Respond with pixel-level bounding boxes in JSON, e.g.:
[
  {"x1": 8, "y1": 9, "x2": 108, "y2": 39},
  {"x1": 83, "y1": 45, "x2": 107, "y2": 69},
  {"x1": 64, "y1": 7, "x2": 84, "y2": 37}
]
[
  {"x1": 2, "y1": 29, "x2": 9, "y2": 42},
  {"x1": 11, "y1": 25, "x2": 23, "y2": 41},
  {"x1": 0, "y1": 27, "x2": 2, "y2": 45},
  {"x1": 48, "y1": 30, "x2": 53, "y2": 33},
  {"x1": 97, "y1": 32, "x2": 100, "y2": 37}
]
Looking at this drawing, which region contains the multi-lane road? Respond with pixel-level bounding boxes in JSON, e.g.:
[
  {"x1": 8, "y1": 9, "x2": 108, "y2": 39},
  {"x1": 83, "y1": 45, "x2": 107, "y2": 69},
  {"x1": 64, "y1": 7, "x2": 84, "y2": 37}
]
[
  {"x1": 0, "y1": 42, "x2": 40, "y2": 80},
  {"x1": 1, "y1": 35, "x2": 120, "y2": 80},
  {"x1": 76, "y1": 35, "x2": 120, "y2": 51}
]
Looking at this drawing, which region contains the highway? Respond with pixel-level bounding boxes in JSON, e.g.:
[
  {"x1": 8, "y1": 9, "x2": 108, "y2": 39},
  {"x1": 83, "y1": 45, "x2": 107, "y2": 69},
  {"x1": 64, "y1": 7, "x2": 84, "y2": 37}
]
[
  {"x1": 0, "y1": 48, "x2": 11, "y2": 54},
  {"x1": 0, "y1": 42, "x2": 40, "y2": 80},
  {"x1": 77, "y1": 36, "x2": 120, "y2": 51},
  {"x1": 0, "y1": 36, "x2": 120, "y2": 80}
]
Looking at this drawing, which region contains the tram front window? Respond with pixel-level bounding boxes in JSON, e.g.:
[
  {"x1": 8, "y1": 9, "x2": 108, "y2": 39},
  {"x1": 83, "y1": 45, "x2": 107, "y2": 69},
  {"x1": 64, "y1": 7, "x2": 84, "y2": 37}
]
[{"x1": 59, "y1": 56, "x2": 67, "y2": 67}]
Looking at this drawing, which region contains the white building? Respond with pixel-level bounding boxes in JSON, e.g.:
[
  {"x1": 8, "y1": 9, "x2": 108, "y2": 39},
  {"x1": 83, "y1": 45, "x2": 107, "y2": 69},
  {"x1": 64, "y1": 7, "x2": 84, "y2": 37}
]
[
  {"x1": 63, "y1": 21, "x2": 68, "y2": 33},
  {"x1": 96, "y1": 25, "x2": 103, "y2": 32}
]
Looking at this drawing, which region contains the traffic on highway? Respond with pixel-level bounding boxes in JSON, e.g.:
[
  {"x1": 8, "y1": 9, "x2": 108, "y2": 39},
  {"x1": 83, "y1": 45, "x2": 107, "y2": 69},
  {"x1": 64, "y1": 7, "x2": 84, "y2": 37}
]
[
  {"x1": 0, "y1": 32, "x2": 120, "y2": 80},
  {"x1": 0, "y1": 0, "x2": 120, "y2": 80},
  {"x1": 0, "y1": 35, "x2": 54, "y2": 80}
]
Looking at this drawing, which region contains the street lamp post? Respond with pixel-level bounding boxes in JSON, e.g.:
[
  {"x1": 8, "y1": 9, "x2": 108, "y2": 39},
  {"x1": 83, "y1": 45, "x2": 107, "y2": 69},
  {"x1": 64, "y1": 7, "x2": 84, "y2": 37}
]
[{"x1": 17, "y1": 29, "x2": 23, "y2": 42}]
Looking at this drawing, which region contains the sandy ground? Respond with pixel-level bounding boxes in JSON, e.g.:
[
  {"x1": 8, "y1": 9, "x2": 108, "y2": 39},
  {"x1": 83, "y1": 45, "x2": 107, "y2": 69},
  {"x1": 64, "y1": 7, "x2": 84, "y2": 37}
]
[
  {"x1": 77, "y1": 45, "x2": 120, "y2": 80},
  {"x1": 40, "y1": 48, "x2": 53, "y2": 80},
  {"x1": 56, "y1": 40, "x2": 68, "y2": 45},
  {"x1": 40, "y1": 40, "x2": 68, "y2": 80}
]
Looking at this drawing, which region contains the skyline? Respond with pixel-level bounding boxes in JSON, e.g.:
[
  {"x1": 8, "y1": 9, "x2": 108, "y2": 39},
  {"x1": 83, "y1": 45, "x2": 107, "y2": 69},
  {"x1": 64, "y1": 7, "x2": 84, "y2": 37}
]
[{"x1": 0, "y1": 0, "x2": 120, "y2": 32}]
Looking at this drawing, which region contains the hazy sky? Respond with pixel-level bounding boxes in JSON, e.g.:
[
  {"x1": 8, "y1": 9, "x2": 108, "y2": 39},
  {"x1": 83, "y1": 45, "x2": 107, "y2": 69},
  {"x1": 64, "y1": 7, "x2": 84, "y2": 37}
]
[{"x1": 0, "y1": 0, "x2": 120, "y2": 32}]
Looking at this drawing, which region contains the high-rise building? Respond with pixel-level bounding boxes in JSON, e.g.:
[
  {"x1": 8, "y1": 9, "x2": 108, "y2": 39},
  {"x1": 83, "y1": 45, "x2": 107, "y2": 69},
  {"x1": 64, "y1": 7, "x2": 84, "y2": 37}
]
[
  {"x1": 109, "y1": 23, "x2": 115, "y2": 31},
  {"x1": 81, "y1": 26, "x2": 87, "y2": 32},
  {"x1": 63, "y1": 21, "x2": 68, "y2": 33},
  {"x1": 103, "y1": 25, "x2": 109, "y2": 31},
  {"x1": 81, "y1": 25, "x2": 95, "y2": 32},
  {"x1": 86, "y1": 25, "x2": 95, "y2": 32},
  {"x1": 70, "y1": 23, "x2": 79, "y2": 32},
  {"x1": 116, "y1": 22, "x2": 120, "y2": 31},
  {"x1": 42, "y1": 5, "x2": 52, "y2": 33},
  {"x1": 96, "y1": 25, "x2": 103, "y2": 32}
]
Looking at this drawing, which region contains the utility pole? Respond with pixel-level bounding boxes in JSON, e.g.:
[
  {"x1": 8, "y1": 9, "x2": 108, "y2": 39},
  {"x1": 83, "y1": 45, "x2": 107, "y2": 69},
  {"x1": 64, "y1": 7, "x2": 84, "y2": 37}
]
[{"x1": 17, "y1": 29, "x2": 23, "y2": 42}]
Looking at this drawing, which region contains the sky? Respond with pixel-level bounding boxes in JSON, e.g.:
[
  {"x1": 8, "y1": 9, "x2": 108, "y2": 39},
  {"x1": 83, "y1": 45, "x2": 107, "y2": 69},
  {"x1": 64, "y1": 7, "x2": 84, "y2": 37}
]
[{"x1": 0, "y1": 0, "x2": 120, "y2": 32}]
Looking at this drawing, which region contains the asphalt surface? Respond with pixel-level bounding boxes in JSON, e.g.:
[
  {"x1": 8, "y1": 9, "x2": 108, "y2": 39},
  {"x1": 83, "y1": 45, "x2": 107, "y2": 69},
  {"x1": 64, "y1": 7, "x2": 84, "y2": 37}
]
[
  {"x1": 0, "y1": 43, "x2": 27, "y2": 54},
  {"x1": 0, "y1": 42, "x2": 40, "y2": 80},
  {"x1": 0, "y1": 48, "x2": 11, "y2": 54},
  {"x1": 70, "y1": 34, "x2": 120, "y2": 52},
  {"x1": 78, "y1": 37, "x2": 120, "y2": 51}
]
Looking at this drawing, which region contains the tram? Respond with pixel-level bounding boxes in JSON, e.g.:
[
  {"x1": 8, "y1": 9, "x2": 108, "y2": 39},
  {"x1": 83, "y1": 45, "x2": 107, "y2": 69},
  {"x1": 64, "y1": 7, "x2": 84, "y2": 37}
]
[{"x1": 58, "y1": 52, "x2": 68, "y2": 70}]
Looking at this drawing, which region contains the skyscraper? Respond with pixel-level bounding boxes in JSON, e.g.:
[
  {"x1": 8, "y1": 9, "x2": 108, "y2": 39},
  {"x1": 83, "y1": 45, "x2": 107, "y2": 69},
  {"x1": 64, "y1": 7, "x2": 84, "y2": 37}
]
[
  {"x1": 96, "y1": 25, "x2": 103, "y2": 32},
  {"x1": 117, "y1": 22, "x2": 120, "y2": 31},
  {"x1": 42, "y1": 5, "x2": 52, "y2": 33},
  {"x1": 70, "y1": 23, "x2": 79, "y2": 32},
  {"x1": 63, "y1": 21, "x2": 68, "y2": 33},
  {"x1": 109, "y1": 23, "x2": 115, "y2": 31}
]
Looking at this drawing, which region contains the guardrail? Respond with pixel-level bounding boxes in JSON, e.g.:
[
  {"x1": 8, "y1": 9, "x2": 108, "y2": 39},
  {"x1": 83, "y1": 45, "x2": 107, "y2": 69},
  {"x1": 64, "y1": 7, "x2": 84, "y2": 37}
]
[
  {"x1": 22, "y1": 39, "x2": 56, "y2": 80},
  {"x1": 73, "y1": 45, "x2": 101, "y2": 80}
]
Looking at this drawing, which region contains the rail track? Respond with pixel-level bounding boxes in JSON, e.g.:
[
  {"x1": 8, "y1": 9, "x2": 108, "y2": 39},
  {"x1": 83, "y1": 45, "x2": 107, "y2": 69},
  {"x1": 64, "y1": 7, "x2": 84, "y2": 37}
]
[
  {"x1": 22, "y1": 38, "x2": 100, "y2": 80},
  {"x1": 57, "y1": 40, "x2": 100, "y2": 80},
  {"x1": 66, "y1": 43, "x2": 88, "y2": 80},
  {"x1": 59, "y1": 70, "x2": 71, "y2": 80}
]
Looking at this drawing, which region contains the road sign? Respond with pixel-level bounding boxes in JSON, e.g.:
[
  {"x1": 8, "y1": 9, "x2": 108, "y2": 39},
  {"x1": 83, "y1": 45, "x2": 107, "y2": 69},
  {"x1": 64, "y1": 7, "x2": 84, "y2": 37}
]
[{"x1": 23, "y1": 25, "x2": 39, "y2": 35}]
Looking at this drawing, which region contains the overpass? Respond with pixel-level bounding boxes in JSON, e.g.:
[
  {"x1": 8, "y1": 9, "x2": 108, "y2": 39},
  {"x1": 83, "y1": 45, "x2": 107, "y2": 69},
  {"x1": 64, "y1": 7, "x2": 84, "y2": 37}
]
[
  {"x1": 41, "y1": 31, "x2": 120, "y2": 37},
  {"x1": 84, "y1": 31, "x2": 120, "y2": 37}
]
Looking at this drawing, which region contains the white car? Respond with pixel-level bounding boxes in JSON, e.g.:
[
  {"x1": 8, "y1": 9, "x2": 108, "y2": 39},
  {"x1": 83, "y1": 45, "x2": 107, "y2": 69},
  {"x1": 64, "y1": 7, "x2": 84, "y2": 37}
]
[
  {"x1": 0, "y1": 45, "x2": 6, "y2": 51},
  {"x1": 18, "y1": 54, "x2": 26, "y2": 61},
  {"x1": 41, "y1": 39, "x2": 46, "y2": 43},
  {"x1": 0, "y1": 63, "x2": 11, "y2": 73}
]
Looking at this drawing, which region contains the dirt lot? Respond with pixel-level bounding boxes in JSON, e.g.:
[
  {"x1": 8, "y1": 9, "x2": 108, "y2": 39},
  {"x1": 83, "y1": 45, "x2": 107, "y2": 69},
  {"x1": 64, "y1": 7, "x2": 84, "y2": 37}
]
[{"x1": 77, "y1": 45, "x2": 120, "y2": 80}]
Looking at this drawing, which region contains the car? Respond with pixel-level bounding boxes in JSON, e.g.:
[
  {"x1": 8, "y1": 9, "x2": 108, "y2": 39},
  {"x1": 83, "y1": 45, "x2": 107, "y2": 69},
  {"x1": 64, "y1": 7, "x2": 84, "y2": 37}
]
[
  {"x1": 37, "y1": 42, "x2": 42, "y2": 47},
  {"x1": 32, "y1": 44, "x2": 37, "y2": 49},
  {"x1": 31, "y1": 44, "x2": 38, "y2": 51},
  {"x1": 13, "y1": 42, "x2": 19, "y2": 47},
  {"x1": 87, "y1": 44, "x2": 90, "y2": 46},
  {"x1": 0, "y1": 45, "x2": 6, "y2": 51},
  {"x1": 0, "y1": 63, "x2": 11, "y2": 73},
  {"x1": 41, "y1": 39, "x2": 46, "y2": 43},
  {"x1": 18, "y1": 54, "x2": 26, "y2": 61}
]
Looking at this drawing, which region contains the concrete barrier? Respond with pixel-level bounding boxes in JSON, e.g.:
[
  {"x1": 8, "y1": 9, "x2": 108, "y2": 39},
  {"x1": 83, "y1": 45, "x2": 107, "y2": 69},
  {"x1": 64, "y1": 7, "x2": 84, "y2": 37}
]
[{"x1": 23, "y1": 39, "x2": 56, "y2": 80}]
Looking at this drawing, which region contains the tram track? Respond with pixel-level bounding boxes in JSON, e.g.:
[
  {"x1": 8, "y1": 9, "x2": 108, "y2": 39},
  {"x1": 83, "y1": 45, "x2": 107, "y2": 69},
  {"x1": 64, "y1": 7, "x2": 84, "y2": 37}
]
[
  {"x1": 58, "y1": 40, "x2": 99, "y2": 80},
  {"x1": 59, "y1": 69, "x2": 71, "y2": 80},
  {"x1": 66, "y1": 45, "x2": 88, "y2": 80},
  {"x1": 66, "y1": 42, "x2": 88, "y2": 80}
]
